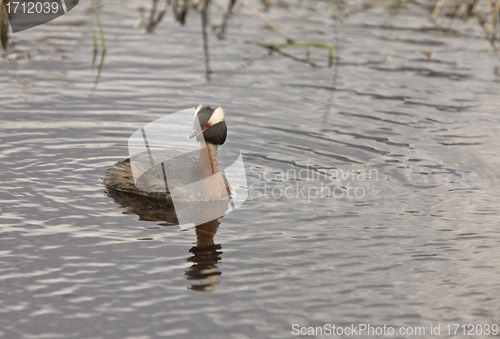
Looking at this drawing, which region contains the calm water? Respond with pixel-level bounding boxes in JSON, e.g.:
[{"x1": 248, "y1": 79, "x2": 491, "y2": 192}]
[{"x1": 1, "y1": 0, "x2": 500, "y2": 338}]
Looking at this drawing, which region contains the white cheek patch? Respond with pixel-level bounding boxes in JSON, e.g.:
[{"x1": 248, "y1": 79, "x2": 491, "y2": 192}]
[{"x1": 208, "y1": 107, "x2": 225, "y2": 125}]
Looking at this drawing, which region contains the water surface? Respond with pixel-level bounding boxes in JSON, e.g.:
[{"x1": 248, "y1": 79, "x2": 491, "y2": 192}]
[{"x1": 1, "y1": 1, "x2": 500, "y2": 338}]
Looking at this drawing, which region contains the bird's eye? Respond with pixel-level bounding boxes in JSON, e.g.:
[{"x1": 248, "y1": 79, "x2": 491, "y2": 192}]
[{"x1": 206, "y1": 123, "x2": 211, "y2": 128}]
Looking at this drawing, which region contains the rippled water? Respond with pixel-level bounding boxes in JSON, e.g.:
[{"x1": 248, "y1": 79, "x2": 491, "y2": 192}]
[{"x1": 1, "y1": 0, "x2": 500, "y2": 337}]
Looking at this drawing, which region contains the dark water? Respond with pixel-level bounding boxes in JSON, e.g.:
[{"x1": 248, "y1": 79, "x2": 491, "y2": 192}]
[{"x1": 1, "y1": 0, "x2": 500, "y2": 338}]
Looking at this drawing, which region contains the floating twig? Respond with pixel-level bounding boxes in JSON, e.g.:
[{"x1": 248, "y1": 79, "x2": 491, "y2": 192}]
[
  {"x1": 255, "y1": 44, "x2": 323, "y2": 68},
  {"x1": 485, "y1": 0, "x2": 500, "y2": 37},
  {"x1": 146, "y1": 0, "x2": 167, "y2": 32},
  {"x1": 250, "y1": 41, "x2": 334, "y2": 66},
  {"x1": 173, "y1": 0, "x2": 189, "y2": 25},
  {"x1": 431, "y1": 0, "x2": 447, "y2": 22},
  {"x1": 237, "y1": 0, "x2": 293, "y2": 42},
  {"x1": 216, "y1": 0, "x2": 236, "y2": 39}
]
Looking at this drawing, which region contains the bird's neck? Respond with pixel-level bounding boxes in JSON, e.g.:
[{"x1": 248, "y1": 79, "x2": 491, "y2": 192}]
[
  {"x1": 199, "y1": 142, "x2": 220, "y2": 177},
  {"x1": 198, "y1": 142, "x2": 229, "y2": 200}
]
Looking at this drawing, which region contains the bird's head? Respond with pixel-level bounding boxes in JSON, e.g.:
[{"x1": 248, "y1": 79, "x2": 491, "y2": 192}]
[{"x1": 188, "y1": 105, "x2": 227, "y2": 145}]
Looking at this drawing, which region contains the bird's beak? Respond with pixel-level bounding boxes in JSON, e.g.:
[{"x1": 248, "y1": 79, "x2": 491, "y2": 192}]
[
  {"x1": 188, "y1": 123, "x2": 212, "y2": 139},
  {"x1": 187, "y1": 129, "x2": 203, "y2": 139}
]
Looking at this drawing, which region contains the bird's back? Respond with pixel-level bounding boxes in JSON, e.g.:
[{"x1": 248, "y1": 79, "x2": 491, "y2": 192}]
[{"x1": 104, "y1": 150, "x2": 220, "y2": 200}]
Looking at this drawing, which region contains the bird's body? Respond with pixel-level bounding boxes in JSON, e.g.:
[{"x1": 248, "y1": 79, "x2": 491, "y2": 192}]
[{"x1": 104, "y1": 105, "x2": 230, "y2": 202}]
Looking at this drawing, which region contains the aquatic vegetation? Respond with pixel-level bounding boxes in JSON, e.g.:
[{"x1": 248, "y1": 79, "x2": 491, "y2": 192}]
[
  {"x1": 91, "y1": 0, "x2": 106, "y2": 89},
  {"x1": 136, "y1": 0, "x2": 337, "y2": 79},
  {"x1": 131, "y1": 0, "x2": 500, "y2": 78},
  {"x1": 426, "y1": 0, "x2": 500, "y2": 67},
  {"x1": 1, "y1": 0, "x2": 498, "y2": 76},
  {"x1": 430, "y1": 0, "x2": 500, "y2": 42}
]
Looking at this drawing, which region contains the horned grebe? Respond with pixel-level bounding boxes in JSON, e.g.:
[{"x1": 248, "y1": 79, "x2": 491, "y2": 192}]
[{"x1": 104, "y1": 105, "x2": 230, "y2": 202}]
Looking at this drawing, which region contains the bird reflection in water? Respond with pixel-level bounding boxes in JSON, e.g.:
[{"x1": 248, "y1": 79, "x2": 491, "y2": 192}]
[
  {"x1": 105, "y1": 188, "x2": 225, "y2": 292},
  {"x1": 186, "y1": 219, "x2": 223, "y2": 292}
]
